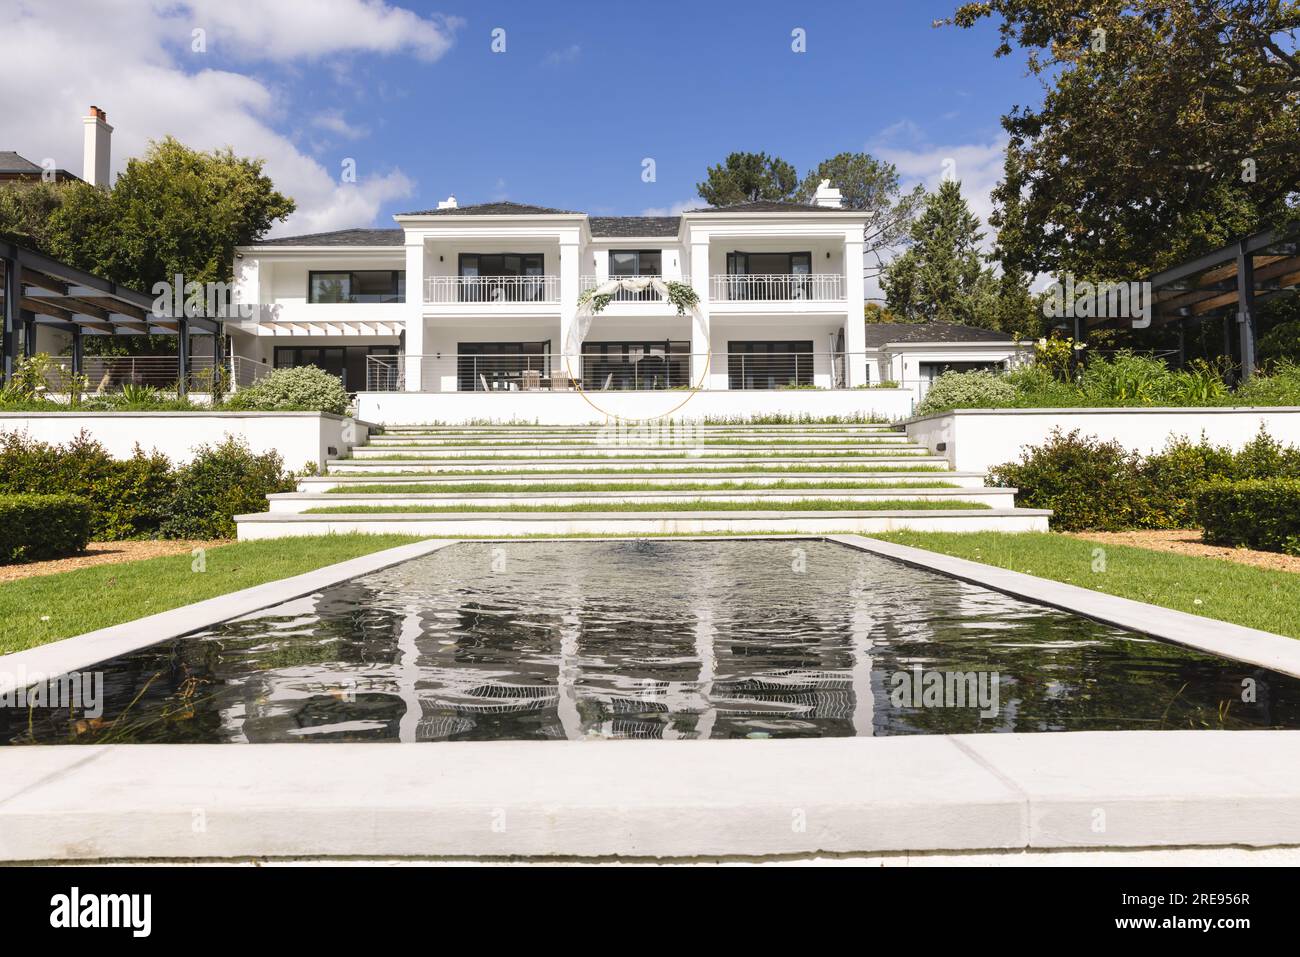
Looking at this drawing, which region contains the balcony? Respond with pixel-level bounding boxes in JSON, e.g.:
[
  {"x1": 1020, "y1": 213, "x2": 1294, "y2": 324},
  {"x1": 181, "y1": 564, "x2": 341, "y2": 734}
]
[
  {"x1": 579, "y1": 275, "x2": 686, "y2": 307},
  {"x1": 709, "y1": 273, "x2": 844, "y2": 302},
  {"x1": 424, "y1": 275, "x2": 560, "y2": 305}
]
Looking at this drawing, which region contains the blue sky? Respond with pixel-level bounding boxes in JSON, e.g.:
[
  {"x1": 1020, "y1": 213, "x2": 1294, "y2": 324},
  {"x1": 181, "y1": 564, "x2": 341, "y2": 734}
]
[{"x1": 2, "y1": 0, "x2": 1043, "y2": 233}]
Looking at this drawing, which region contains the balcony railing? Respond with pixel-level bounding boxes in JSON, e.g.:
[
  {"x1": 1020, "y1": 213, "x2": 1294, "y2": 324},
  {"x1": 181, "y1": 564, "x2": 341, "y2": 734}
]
[
  {"x1": 367, "y1": 351, "x2": 890, "y2": 392},
  {"x1": 36, "y1": 354, "x2": 274, "y2": 395},
  {"x1": 579, "y1": 275, "x2": 684, "y2": 304},
  {"x1": 710, "y1": 273, "x2": 844, "y2": 302},
  {"x1": 424, "y1": 275, "x2": 561, "y2": 304}
]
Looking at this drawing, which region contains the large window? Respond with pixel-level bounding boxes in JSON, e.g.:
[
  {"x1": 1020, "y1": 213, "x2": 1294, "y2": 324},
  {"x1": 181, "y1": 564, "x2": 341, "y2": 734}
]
[
  {"x1": 274, "y1": 345, "x2": 397, "y2": 391},
  {"x1": 582, "y1": 340, "x2": 688, "y2": 391},
  {"x1": 308, "y1": 270, "x2": 405, "y2": 304},
  {"x1": 723, "y1": 252, "x2": 812, "y2": 300},
  {"x1": 727, "y1": 340, "x2": 815, "y2": 390},
  {"x1": 457, "y1": 341, "x2": 551, "y2": 391},
  {"x1": 458, "y1": 253, "x2": 546, "y2": 302},
  {"x1": 607, "y1": 250, "x2": 663, "y2": 302}
]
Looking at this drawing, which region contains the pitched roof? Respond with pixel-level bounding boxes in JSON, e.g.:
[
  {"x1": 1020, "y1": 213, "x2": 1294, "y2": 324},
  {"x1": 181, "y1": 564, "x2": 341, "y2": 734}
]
[
  {"x1": 399, "y1": 200, "x2": 581, "y2": 216},
  {"x1": 688, "y1": 200, "x2": 835, "y2": 213},
  {"x1": 255, "y1": 228, "x2": 404, "y2": 247},
  {"x1": 0, "y1": 151, "x2": 45, "y2": 174},
  {"x1": 588, "y1": 216, "x2": 680, "y2": 238},
  {"x1": 863, "y1": 321, "x2": 1016, "y2": 347}
]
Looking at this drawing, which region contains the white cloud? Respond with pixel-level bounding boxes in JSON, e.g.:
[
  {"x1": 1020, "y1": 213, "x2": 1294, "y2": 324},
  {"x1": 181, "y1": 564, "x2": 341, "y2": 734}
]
[
  {"x1": 641, "y1": 198, "x2": 700, "y2": 216},
  {"x1": 543, "y1": 44, "x2": 581, "y2": 66},
  {"x1": 311, "y1": 111, "x2": 368, "y2": 140},
  {"x1": 0, "y1": 0, "x2": 454, "y2": 235}
]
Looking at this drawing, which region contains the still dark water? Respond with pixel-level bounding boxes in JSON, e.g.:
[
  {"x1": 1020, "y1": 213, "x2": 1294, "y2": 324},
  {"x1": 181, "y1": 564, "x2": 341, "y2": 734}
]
[{"x1": 6, "y1": 540, "x2": 1300, "y2": 744}]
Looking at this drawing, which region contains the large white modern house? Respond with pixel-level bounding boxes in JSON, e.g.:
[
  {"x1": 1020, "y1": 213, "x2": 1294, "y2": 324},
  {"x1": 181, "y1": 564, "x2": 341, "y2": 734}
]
[{"x1": 227, "y1": 185, "x2": 885, "y2": 414}]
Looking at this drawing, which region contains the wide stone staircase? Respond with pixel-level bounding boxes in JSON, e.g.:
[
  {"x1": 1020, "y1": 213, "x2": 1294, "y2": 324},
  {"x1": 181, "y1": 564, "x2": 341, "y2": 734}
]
[{"x1": 235, "y1": 422, "x2": 1050, "y2": 539}]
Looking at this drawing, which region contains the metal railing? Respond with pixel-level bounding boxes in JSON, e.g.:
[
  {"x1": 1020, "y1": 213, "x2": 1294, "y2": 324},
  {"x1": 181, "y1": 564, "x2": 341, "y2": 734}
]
[
  {"x1": 424, "y1": 275, "x2": 561, "y2": 304},
  {"x1": 579, "y1": 275, "x2": 682, "y2": 304},
  {"x1": 710, "y1": 273, "x2": 844, "y2": 302},
  {"x1": 365, "y1": 352, "x2": 919, "y2": 393},
  {"x1": 34, "y1": 354, "x2": 273, "y2": 395}
]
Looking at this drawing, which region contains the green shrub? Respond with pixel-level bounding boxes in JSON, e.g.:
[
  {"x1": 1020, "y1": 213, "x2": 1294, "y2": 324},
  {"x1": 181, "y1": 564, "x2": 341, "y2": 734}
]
[
  {"x1": 1236, "y1": 361, "x2": 1300, "y2": 406},
  {"x1": 0, "y1": 431, "x2": 173, "y2": 539},
  {"x1": 991, "y1": 426, "x2": 1300, "y2": 531},
  {"x1": 224, "y1": 365, "x2": 349, "y2": 415},
  {"x1": 1258, "y1": 322, "x2": 1300, "y2": 365},
  {"x1": 161, "y1": 437, "x2": 295, "y2": 538},
  {"x1": 914, "y1": 369, "x2": 1017, "y2": 415},
  {"x1": 0, "y1": 494, "x2": 92, "y2": 564},
  {"x1": 1196, "y1": 479, "x2": 1300, "y2": 555},
  {"x1": 988, "y1": 429, "x2": 1152, "y2": 530}
]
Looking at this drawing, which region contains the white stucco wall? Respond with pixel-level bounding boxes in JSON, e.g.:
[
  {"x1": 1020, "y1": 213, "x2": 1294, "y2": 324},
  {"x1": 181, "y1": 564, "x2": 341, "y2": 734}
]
[
  {"x1": 905, "y1": 407, "x2": 1300, "y2": 473},
  {"x1": 357, "y1": 388, "x2": 916, "y2": 425},
  {"x1": 0, "y1": 412, "x2": 371, "y2": 469}
]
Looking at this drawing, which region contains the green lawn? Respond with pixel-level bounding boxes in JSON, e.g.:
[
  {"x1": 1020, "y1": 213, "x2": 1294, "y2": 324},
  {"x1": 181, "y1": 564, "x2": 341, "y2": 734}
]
[
  {"x1": 874, "y1": 531, "x2": 1300, "y2": 639},
  {"x1": 324, "y1": 479, "x2": 960, "y2": 494},
  {"x1": 0, "y1": 535, "x2": 424, "y2": 654},
  {"x1": 304, "y1": 499, "x2": 989, "y2": 514}
]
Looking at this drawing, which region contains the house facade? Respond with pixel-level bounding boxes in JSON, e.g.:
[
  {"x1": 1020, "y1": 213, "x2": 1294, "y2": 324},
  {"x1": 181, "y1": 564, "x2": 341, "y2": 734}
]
[
  {"x1": 863, "y1": 322, "x2": 1034, "y2": 394},
  {"x1": 227, "y1": 186, "x2": 872, "y2": 398}
]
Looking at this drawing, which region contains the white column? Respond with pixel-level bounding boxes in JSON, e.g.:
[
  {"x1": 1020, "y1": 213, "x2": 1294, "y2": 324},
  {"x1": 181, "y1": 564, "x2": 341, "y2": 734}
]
[
  {"x1": 843, "y1": 233, "x2": 867, "y2": 387},
  {"x1": 557, "y1": 233, "x2": 581, "y2": 376},
  {"x1": 404, "y1": 237, "x2": 426, "y2": 392},
  {"x1": 689, "y1": 240, "x2": 712, "y2": 388}
]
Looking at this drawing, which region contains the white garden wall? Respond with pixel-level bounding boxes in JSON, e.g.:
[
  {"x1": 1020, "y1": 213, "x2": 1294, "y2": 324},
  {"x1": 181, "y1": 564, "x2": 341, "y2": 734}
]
[
  {"x1": 355, "y1": 388, "x2": 917, "y2": 425},
  {"x1": 0, "y1": 412, "x2": 371, "y2": 469},
  {"x1": 906, "y1": 407, "x2": 1300, "y2": 473}
]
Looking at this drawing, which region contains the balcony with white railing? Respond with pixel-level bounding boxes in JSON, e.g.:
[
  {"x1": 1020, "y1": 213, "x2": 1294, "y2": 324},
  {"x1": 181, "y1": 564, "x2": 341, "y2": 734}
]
[
  {"x1": 424, "y1": 275, "x2": 561, "y2": 309},
  {"x1": 579, "y1": 275, "x2": 691, "y2": 311},
  {"x1": 709, "y1": 273, "x2": 845, "y2": 306}
]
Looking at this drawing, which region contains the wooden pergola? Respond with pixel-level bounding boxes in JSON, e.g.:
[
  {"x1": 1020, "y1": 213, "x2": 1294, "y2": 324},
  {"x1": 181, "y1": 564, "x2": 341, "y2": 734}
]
[
  {"x1": 0, "y1": 241, "x2": 224, "y2": 394},
  {"x1": 1086, "y1": 226, "x2": 1300, "y2": 379}
]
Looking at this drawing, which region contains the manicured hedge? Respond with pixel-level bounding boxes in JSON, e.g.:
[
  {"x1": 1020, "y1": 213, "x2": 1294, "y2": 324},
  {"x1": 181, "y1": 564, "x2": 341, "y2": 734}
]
[
  {"x1": 1196, "y1": 479, "x2": 1300, "y2": 555},
  {"x1": 990, "y1": 427, "x2": 1300, "y2": 531},
  {"x1": 0, "y1": 431, "x2": 294, "y2": 541},
  {"x1": 0, "y1": 494, "x2": 92, "y2": 564}
]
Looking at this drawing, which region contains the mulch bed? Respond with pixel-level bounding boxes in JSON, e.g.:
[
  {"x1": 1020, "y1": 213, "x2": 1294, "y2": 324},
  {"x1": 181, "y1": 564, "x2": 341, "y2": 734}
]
[
  {"x1": 1066, "y1": 529, "x2": 1300, "y2": 574},
  {"x1": 0, "y1": 540, "x2": 231, "y2": 584}
]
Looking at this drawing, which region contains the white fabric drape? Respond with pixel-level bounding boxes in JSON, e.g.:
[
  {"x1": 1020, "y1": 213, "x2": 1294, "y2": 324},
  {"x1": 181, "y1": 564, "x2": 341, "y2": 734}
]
[{"x1": 566, "y1": 277, "x2": 705, "y2": 355}]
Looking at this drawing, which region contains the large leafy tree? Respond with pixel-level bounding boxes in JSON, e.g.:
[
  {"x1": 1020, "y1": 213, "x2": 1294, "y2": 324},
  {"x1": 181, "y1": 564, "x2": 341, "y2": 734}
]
[
  {"x1": 696, "y1": 151, "x2": 799, "y2": 206},
  {"x1": 46, "y1": 136, "x2": 294, "y2": 290},
  {"x1": 882, "y1": 180, "x2": 992, "y2": 325},
  {"x1": 0, "y1": 181, "x2": 72, "y2": 250},
  {"x1": 795, "y1": 152, "x2": 925, "y2": 281},
  {"x1": 947, "y1": 0, "x2": 1300, "y2": 279}
]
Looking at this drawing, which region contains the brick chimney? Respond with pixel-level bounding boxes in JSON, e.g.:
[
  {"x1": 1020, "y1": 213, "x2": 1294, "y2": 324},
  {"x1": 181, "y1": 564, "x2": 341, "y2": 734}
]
[{"x1": 82, "y1": 105, "x2": 113, "y2": 188}]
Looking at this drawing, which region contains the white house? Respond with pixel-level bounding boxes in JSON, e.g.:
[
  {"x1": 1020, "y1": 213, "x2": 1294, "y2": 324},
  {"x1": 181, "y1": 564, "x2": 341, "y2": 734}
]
[
  {"x1": 863, "y1": 322, "x2": 1034, "y2": 395},
  {"x1": 227, "y1": 185, "x2": 872, "y2": 398}
]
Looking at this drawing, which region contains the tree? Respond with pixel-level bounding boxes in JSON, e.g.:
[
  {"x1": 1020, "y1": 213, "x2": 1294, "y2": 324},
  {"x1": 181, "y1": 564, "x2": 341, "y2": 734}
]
[
  {"x1": 47, "y1": 136, "x2": 294, "y2": 290},
  {"x1": 882, "y1": 180, "x2": 990, "y2": 324},
  {"x1": 696, "y1": 151, "x2": 798, "y2": 206},
  {"x1": 946, "y1": 0, "x2": 1300, "y2": 279},
  {"x1": 0, "y1": 181, "x2": 73, "y2": 250},
  {"x1": 795, "y1": 152, "x2": 925, "y2": 282}
]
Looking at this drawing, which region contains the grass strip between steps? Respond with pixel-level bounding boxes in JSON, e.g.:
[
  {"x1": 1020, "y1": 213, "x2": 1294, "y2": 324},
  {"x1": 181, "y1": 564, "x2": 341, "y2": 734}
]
[
  {"x1": 364, "y1": 439, "x2": 912, "y2": 448},
  {"x1": 302, "y1": 499, "x2": 991, "y2": 514},
  {"x1": 352, "y1": 450, "x2": 932, "y2": 462},
  {"x1": 321, "y1": 479, "x2": 963, "y2": 494}
]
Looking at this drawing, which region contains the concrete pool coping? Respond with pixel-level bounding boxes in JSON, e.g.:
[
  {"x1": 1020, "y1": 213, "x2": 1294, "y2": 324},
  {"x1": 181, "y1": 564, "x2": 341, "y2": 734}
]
[
  {"x1": 3, "y1": 732, "x2": 1300, "y2": 861},
  {"x1": 4, "y1": 533, "x2": 1300, "y2": 862}
]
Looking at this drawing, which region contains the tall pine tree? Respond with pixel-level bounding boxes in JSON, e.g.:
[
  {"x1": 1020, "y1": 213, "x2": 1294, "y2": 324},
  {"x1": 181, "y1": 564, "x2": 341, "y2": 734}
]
[{"x1": 882, "y1": 180, "x2": 988, "y2": 325}]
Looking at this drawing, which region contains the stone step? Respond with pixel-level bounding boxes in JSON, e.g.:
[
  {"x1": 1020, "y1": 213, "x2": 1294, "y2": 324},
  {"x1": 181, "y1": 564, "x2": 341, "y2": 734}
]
[
  {"x1": 363, "y1": 435, "x2": 914, "y2": 446},
  {"x1": 378, "y1": 424, "x2": 900, "y2": 434},
  {"x1": 346, "y1": 444, "x2": 933, "y2": 459},
  {"x1": 266, "y1": 487, "x2": 1019, "y2": 514},
  {"x1": 326, "y1": 455, "x2": 951, "y2": 473},
  {"x1": 235, "y1": 508, "x2": 1052, "y2": 540},
  {"x1": 295, "y1": 471, "x2": 991, "y2": 492}
]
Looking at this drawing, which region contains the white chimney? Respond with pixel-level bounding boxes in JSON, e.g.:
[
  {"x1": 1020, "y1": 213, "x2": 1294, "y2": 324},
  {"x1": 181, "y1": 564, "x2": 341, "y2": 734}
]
[
  {"x1": 82, "y1": 105, "x2": 112, "y2": 188},
  {"x1": 812, "y1": 178, "x2": 843, "y2": 209},
  {"x1": 436, "y1": 194, "x2": 458, "y2": 209}
]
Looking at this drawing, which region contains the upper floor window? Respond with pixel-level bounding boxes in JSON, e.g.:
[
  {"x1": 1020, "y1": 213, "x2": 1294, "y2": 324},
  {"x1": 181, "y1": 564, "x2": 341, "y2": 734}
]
[
  {"x1": 459, "y1": 253, "x2": 544, "y2": 278},
  {"x1": 725, "y1": 252, "x2": 811, "y2": 276},
  {"x1": 309, "y1": 270, "x2": 405, "y2": 304},
  {"x1": 609, "y1": 250, "x2": 662, "y2": 277}
]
